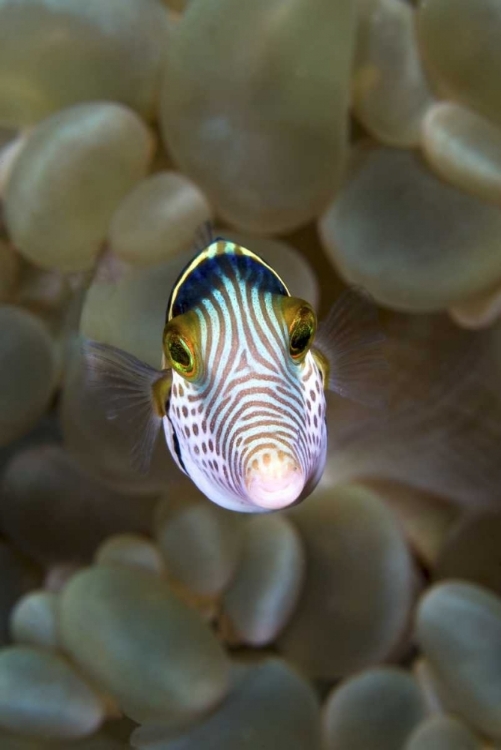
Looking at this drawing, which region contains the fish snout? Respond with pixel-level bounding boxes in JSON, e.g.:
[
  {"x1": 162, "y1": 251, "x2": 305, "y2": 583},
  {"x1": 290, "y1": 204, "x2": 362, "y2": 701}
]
[{"x1": 245, "y1": 455, "x2": 304, "y2": 510}]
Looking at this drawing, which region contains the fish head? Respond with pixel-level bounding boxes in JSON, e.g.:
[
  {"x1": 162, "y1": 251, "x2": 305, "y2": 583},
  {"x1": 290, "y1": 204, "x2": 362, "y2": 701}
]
[{"x1": 162, "y1": 295, "x2": 327, "y2": 513}]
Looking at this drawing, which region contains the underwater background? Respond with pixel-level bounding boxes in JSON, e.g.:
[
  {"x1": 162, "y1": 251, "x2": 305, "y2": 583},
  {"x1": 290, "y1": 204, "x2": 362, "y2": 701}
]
[{"x1": 0, "y1": 0, "x2": 501, "y2": 747}]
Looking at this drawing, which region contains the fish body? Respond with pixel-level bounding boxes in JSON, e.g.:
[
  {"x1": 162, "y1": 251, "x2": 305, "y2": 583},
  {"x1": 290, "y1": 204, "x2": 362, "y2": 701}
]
[
  {"x1": 84, "y1": 237, "x2": 385, "y2": 513},
  {"x1": 163, "y1": 240, "x2": 326, "y2": 511}
]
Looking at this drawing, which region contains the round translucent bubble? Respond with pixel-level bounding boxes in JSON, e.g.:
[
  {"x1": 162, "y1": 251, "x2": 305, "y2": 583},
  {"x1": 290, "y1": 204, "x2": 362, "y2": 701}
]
[
  {"x1": 60, "y1": 565, "x2": 230, "y2": 724},
  {"x1": 80, "y1": 248, "x2": 194, "y2": 368},
  {"x1": 319, "y1": 147, "x2": 501, "y2": 311},
  {"x1": 0, "y1": 646, "x2": 106, "y2": 739},
  {"x1": 422, "y1": 103, "x2": 501, "y2": 205},
  {"x1": 221, "y1": 515, "x2": 305, "y2": 646},
  {"x1": 434, "y1": 511, "x2": 501, "y2": 597},
  {"x1": 417, "y1": 0, "x2": 501, "y2": 129},
  {"x1": 280, "y1": 223, "x2": 345, "y2": 317},
  {"x1": 417, "y1": 581, "x2": 501, "y2": 739},
  {"x1": 449, "y1": 283, "x2": 501, "y2": 330},
  {"x1": 161, "y1": 0, "x2": 355, "y2": 234},
  {"x1": 61, "y1": 337, "x2": 179, "y2": 493},
  {"x1": 277, "y1": 483, "x2": 415, "y2": 678},
  {"x1": 0, "y1": 543, "x2": 41, "y2": 647},
  {"x1": 0, "y1": 239, "x2": 19, "y2": 302},
  {"x1": 412, "y1": 658, "x2": 451, "y2": 716},
  {"x1": 132, "y1": 658, "x2": 321, "y2": 750},
  {"x1": 363, "y1": 480, "x2": 460, "y2": 568},
  {"x1": 217, "y1": 230, "x2": 320, "y2": 310},
  {"x1": 9, "y1": 590, "x2": 59, "y2": 649},
  {"x1": 0, "y1": 132, "x2": 29, "y2": 196},
  {"x1": 405, "y1": 715, "x2": 483, "y2": 750},
  {"x1": 323, "y1": 667, "x2": 425, "y2": 750},
  {"x1": 95, "y1": 534, "x2": 164, "y2": 576},
  {"x1": 109, "y1": 172, "x2": 212, "y2": 267},
  {"x1": 4, "y1": 103, "x2": 154, "y2": 271},
  {"x1": 155, "y1": 493, "x2": 244, "y2": 598},
  {"x1": 353, "y1": 0, "x2": 435, "y2": 147},
  {"x1": 0, "y1": 0, "x2": 170, "y2": 127},
  {"x1": 0, "y1": 444, "x2": 158, "y2": 565},
  {"x1": 0, "y1": 305, "x2": 57, "y2": 446}
]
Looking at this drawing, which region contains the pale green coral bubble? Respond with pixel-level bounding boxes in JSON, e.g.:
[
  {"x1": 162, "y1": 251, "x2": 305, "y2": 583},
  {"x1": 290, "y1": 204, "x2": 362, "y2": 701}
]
[
  {"x1": 319, "y1": 147, "x2": 501, "y2": 312},
  {"x1": 412, "y1": 658, "x2": 453, "y2": 716},
  {"x1": 132, "y1": 659, "x2": 321, "y2": 750},
  {"x1": 79, "y1": 248, "x2": 194, "y2": 368},
  {"x1": 4, "y1": 103, "x2": 154, "y2": 272},
  {"x1": 417, "y1": 0, "x2": 501, "y2": 129},
  {"x1": 155, "y1": 496, "x2": 244, "y2": 598},
  {"x1": 0, "y1": 132, "x2": 29, "y2": 196},
  {"x1": 0, "y1": 543, "x2": 41, "y2": 647},
  {"x1": 354, "y1": 0, "x2": 435, "y2": 147},
  {"x1": 363, "y1": 480, "x2": 460, "y2": 568},
  {"x1": 0, "y1": 646, "x2": 106, "y2": 739},
  {"x1": 95, "y1": 534, "x2": 164, "y2": 576},
  {"x1": 0, "y1": 0, "x2": 170, "y2": 127},
  {"x1": 60, "y1": 565, "x2": 230, "y2": 724},
  {"x1": 417, "y1": 581, "x2": 501, "y2": 740},
  {"x1": 161, "y1": 0, "x2": 355, "y2": 233},
  {"x1": 9, "y1": 590, "x2": 59, "y2": 649},
  {"x1": 221, "y1": 515, "x2": 305, "y2": 646},
  {"x1": 323, "y1": 667, "x2": 426, "y2": 750},
  {"x1": 404, "y1": 715, "x2": 483, "y2": 750},
  {"x1": 109, "y1": 172, "x2": 212, "y2": 267},
  {"x1": 422, "y1": 103, "x2": 501, "y2": 205},
  {"x1": 449, "y1": 283, "x2": 501, "y2": 330},
  {"x1": 0, "y1": 305, "x2": 57, "y2": 447},
  {"x1": 278, "y1": 484, "x2": 415, "y2": 679}
]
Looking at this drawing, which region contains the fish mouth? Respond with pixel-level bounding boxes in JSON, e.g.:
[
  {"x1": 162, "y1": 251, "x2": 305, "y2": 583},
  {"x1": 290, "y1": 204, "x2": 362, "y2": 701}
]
[{"x1": 245, "y1": 460, "x2": 305, "y2": 510}]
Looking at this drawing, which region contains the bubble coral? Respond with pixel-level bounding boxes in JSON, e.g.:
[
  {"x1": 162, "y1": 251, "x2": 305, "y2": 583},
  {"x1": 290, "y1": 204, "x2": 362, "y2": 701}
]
[{"x1": 0, "y1": 0, "x2": 500, "y2": 747}]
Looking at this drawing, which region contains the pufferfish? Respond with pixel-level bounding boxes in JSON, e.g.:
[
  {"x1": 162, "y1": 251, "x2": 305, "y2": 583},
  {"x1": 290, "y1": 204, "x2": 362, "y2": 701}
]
[{"x1": 84, "y1": 237, "x2": 385, "y2": 513}]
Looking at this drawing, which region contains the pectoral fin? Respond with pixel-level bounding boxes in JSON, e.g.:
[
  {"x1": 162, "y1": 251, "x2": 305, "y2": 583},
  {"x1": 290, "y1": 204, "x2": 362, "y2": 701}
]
[
  {"x1": 312, "y1": 287, "x2": 388, "y2": 407},
  {"x1": 81, "y1": 339, "x2": 172, "y2": 474}
]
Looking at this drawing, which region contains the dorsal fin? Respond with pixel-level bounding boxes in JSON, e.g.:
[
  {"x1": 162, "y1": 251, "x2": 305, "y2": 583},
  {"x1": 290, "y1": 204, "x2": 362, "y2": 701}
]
[{"x1": 167, "y1": 239, "x2": 290, "y2": 320}]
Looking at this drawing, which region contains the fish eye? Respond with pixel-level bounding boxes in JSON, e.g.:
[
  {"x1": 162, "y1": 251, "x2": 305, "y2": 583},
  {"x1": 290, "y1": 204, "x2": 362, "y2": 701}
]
[
  {"x1": 166, "y1": 331, "x2": 197, "y2": 379},
  {"x1": 289, "y1": 306, "x2": 316, "y2": 362}
]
